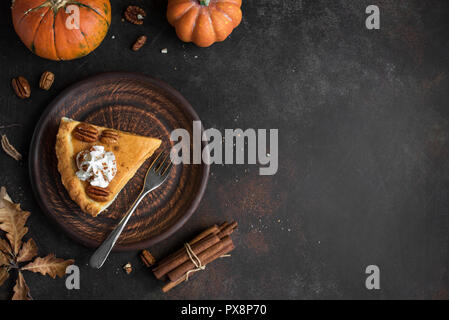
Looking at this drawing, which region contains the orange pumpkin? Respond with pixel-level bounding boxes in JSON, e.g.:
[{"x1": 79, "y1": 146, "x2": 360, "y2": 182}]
[
  {"x1": 11, "y1": 0, "x2": 111, "y2": 61},
  {"x1": 167, "y1": 0, "x2": 242, "y2": 47}
]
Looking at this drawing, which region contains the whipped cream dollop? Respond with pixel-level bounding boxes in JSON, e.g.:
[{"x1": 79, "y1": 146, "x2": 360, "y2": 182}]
[{"x1": 76, "y1": 146, "x2": 117, "y2": 188}]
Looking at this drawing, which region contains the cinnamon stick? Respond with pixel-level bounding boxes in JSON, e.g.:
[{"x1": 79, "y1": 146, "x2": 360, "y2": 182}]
[
  {"x1": 190, "y1": 224, "x2": 220, "y2": 245},
  {"x1": 162, "y1": 275, "x2": 185, "y2": 293},
  {"x1": 153, "y1": 222, "x2": 238, "y2": 279},
  {"x1": 152, "y1": 221, "x2": 238, "y2": 293},
  {"x1": 217, "y1": 221, "x2": 238, "y2": 238},
  {"x1": 153, "y1": 233, "x2": 221, "y2": 279},
  {"x1": 154, "y1": 224, "x2": 220, "y2": 269},
  {"x1": 162, "y1": 242, "x2": 235, "y2": 293},
  {"x1": 167, "y1": 236, "x2": 233, "y2": 282},
  {"x1": 218, "y1": 221, "x2": 229, "y2": 230},
  {"x1": 140, "y1": 250, "x2": 156, "y2": 267}
]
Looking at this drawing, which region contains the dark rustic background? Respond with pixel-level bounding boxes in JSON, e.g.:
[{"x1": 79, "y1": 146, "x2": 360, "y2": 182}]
[{"x1": 0, "y1": 0, "x2": 448, "y2": 299}]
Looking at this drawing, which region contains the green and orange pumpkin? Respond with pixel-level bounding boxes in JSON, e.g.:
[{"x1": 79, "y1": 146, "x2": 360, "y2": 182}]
[
  {"x1": 167, "y1": 0, "x2": 242, "y2": 47},
  {"x1": 11, "y1": 0, "x2": 111, "y2": 61}
]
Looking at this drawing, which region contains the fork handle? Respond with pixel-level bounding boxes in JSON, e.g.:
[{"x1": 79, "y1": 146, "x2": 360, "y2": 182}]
[{"x1": 89, "y1": 190, "x2": 148, "y2": 269}]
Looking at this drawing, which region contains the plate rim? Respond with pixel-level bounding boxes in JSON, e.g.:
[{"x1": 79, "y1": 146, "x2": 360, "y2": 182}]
[{"x1": 28, "y1": 72, "x2": 210, "y2": 251}]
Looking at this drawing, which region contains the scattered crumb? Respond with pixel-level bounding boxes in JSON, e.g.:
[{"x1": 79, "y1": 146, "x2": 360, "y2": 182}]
[
  {"x1": 111, "y1": 35, "x2": 116, "y2": 39},
  {"x1": 123, "y1": 263, "x2": 132, "y2": 274},
  {"x1": 161, "y1": 48, "x2": 168, "y2": 54},
  {"x1": 194, "y1": 55, "x2": 198, "y2": 59}
]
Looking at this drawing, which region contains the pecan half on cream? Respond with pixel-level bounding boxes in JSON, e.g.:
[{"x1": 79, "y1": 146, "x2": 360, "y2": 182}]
[
  {"x1": 124, "y1": 6, "x2": 146, "y2": 25},
  {"x1": 100, "y1": 129, "x2": 119, "y2": 144},
  {"x1": 73, "y1": 123, "x2": 99, "y2": 142},
  {"x1": 86, "y1": 185, "x2": 110, "y2": 202},
  {"x1": 12, "y1": 76, "x2": 31, "y2": 99}
]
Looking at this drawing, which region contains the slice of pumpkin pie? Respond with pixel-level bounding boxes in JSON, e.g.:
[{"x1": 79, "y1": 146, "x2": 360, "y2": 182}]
[{"x1": 55, "y1": 117, "x2": 161, "y2": 217}]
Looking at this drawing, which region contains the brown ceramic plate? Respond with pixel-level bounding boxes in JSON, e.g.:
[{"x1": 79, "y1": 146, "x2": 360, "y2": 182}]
[{"x1": 29, "y1": 72, "x2": 209, "y2": 251}]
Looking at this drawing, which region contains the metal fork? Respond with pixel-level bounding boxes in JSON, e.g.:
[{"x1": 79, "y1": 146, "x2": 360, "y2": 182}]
[{"x1": 89, "y1": 151, "x2": 173, "y2": 269}]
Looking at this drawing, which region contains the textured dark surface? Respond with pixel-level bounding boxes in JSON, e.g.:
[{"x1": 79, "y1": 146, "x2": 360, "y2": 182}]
[{"x1": 0, "y1": 0, "x2": 448, "y2": 299}]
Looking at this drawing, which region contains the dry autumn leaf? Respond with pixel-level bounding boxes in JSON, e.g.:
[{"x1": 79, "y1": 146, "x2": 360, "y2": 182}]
[
  {"x1": 12, "y1": 272, "x2": 31, "y2": 300},
  {"x1": 17, "y1": 238, "x2": 38, "y2": 263},
  {"x1": 0, "y1": 251, "x2": 9, "y2": 266},
  {"x1": 0, "y1": 268, "x2": 9, "y2": 287},
  {"x1": 0, "y1": 186, "x2": 12, "y2": 205},
  {"x1": 0, "y1": 187, "x2": 75, "y2": 300},
  {"x1": 0, "y1": 238, "x2": 12, "y2": 256},
  {"x1": 1, "y1": 135, "x2": 22, "y2": 161},
  {"x1": 0, "y1": 199, "x2": 30, "y2": 255},
  {"x1": 22, "y1": 254, "x2": 74, "y2": 279}
]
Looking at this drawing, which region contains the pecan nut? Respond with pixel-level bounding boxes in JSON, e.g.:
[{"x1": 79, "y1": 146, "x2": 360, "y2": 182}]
[
  {"x1": 132, "y1": 35, "x2": 147, "y2": 51},
  {"x1": 39, "y1": 71, "x2": 55, "y2": 90},
  {"x1": 124, "y1": 6, "x2": 146, "y2": 25},
  {"x1": 86, "y1": 185, "x2": 110, "y2": 202},
  {"x1": 73, "y1": 123, "x2": 99, "y2": 142},
  {"x1": 12, "y1": 76, "x2": 31, "y2": 99},
  {"x1": 100, "y1": 129, "x2": 119, "y2": 144}
]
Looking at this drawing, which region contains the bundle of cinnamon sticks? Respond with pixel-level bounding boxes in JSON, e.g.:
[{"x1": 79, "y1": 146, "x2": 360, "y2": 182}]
[{"x1": 152, "y1": 221, "x2": 238, "y2": 292}]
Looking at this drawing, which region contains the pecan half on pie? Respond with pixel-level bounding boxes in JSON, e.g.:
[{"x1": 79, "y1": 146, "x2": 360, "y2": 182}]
[{"x1": 55, "y1": 117, "x2": 161, "y2": 217}]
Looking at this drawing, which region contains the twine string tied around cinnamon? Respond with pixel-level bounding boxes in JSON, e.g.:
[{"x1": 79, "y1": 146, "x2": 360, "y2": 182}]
[
  {"x1": 184, "y1": 243, "x2": 206, "y2": 281},
  {"x1": 183, "y1": 243, "x2": 231, "y2": 281}
]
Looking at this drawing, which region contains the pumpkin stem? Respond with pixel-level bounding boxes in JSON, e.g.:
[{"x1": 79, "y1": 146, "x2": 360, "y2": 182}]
[
  {"x1": 49, "y1": 0, "x2": 66, "y2": 8},
  {"x1": 199, "y1": 0, "x2": 210, "y2": 6}
]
